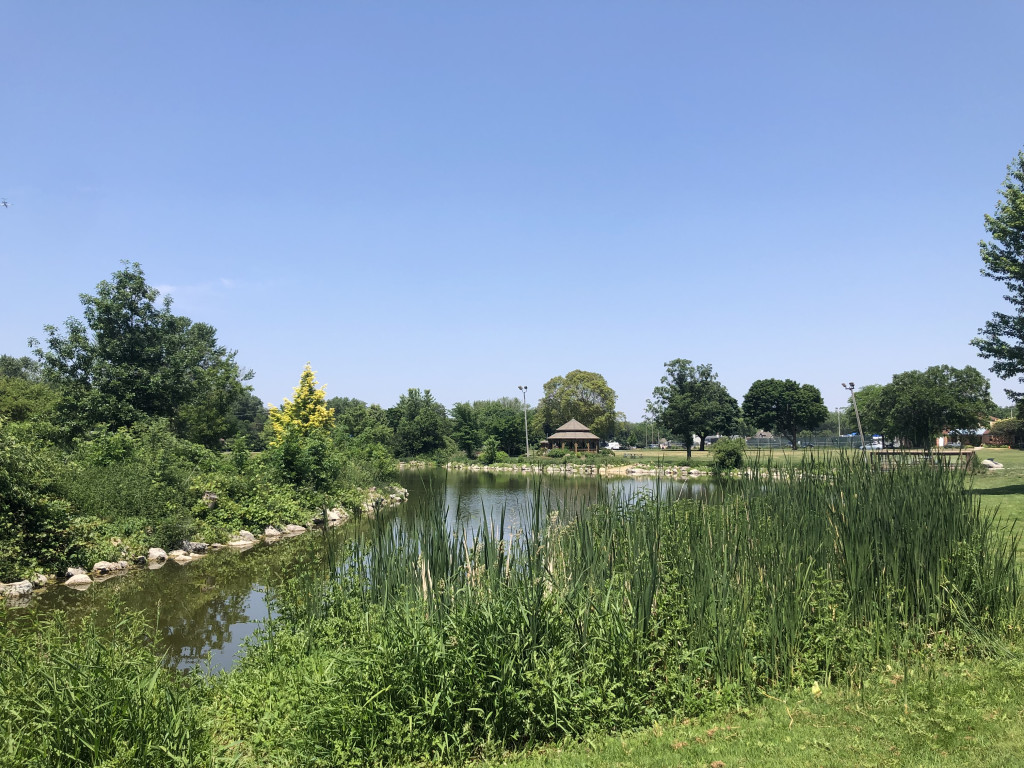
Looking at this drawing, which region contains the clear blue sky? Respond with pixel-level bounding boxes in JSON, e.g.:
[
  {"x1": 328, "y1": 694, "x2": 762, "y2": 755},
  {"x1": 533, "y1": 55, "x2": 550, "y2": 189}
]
[{"x1": 3, "y1": 2, "x2": 1023, "y2": 420}]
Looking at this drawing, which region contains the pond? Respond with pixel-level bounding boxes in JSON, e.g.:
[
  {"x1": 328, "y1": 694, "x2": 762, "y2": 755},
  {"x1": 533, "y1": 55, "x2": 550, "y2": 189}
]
[{"x1": 5, "y1": 469, "x2": 711, "y2": 671}]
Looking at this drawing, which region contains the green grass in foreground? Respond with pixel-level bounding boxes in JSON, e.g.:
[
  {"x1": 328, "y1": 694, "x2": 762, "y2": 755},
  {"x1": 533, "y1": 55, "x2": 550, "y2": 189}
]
[{"x1": 491, "y1": 648, "x2": 1024, "y2": 768}]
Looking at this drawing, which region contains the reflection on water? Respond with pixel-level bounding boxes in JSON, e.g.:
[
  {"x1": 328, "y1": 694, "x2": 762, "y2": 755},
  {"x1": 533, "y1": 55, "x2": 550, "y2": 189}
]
[
  {"x1": 5, "y1": 469, "x2": 707, "y2": 671},
  {"x1": 397, "y1": 468, "x2": 713, "y2": 541}
]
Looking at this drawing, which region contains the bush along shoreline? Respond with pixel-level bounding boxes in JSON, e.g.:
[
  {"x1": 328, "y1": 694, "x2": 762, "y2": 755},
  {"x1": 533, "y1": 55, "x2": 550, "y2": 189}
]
[{"x1": 0, "y1": 411, "x2": 404, "y2": 596}]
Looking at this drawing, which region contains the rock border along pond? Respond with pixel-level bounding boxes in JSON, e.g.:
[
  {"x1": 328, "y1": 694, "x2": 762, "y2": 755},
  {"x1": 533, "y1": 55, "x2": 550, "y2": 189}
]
[{"x1": 0, "y1": 485, "x2": 408, "y2": 604}]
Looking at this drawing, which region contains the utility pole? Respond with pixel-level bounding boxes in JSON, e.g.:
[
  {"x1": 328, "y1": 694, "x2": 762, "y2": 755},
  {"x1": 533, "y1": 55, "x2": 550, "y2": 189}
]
[
  {"x1": 836, "y1": 407, "x2": 842, "y2": 446},
  {"x1": 518, "y1": 385, "x2": 530, "y2": 458},
  {"x1": 841, "y1": 382, "x2": 866, "y2": 449}
]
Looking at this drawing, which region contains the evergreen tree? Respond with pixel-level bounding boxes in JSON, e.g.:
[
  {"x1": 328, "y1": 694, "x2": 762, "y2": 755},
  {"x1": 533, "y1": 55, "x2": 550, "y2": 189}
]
[{"x1": 267, "y1": 364, "x2": 335, "y2": 445}]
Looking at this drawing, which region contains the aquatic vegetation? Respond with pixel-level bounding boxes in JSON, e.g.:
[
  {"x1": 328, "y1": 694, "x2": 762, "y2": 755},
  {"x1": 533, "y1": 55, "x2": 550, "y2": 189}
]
[{"x1": 210, "y1": 454, "x2": 1020, "y2": 766}]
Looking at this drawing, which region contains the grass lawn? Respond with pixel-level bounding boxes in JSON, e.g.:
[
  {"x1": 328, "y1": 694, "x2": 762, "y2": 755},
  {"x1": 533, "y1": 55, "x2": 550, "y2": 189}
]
[
  {"x1": 488, "y1": 649, "x2": 1024, "y2": 768},
  {"x1": 972, "y1": 448, "x2": 1024, "y2": 558}
]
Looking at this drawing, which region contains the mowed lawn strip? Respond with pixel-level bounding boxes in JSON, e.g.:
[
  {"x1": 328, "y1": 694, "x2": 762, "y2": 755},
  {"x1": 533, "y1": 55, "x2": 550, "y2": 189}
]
[
  {"x1": 481, "y1": 644, "x2": 1024, "y2": 768},
  {"x1": 974, "y1": 447, "x2": 1024, "y2": 562}
]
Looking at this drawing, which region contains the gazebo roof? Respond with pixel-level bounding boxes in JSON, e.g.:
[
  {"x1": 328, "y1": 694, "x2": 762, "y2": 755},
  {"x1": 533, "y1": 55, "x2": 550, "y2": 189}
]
[{"x1": 549, "y1": 419, "x2": 600, "y2": 441}]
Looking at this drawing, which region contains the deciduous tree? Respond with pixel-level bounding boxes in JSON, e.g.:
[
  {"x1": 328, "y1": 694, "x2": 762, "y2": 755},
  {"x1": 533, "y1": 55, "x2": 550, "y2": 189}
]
[
  {"x1": 387, "y1": 388, "x2": 450, "y2": 458},
  {"x1": 742, "y1": 379, "x2": 827, "y2": 449},
  {"x1": 648, "y1": 360, "x2": 738, "y2": 459},
  {"x1": 537, "y1": 370, "x2": 617, "y2": 438},
  {"x1": 877, "y1": 365, "x2": 993, "y2": 448},
  {"x1": 973, "y1": 149, "x2": 1024, "y2": 401},
  {"x1": 450, "y1": 402, "x2": 481, "y2": 456},
  {"x1": 31, "y1": 263, "x2": 251, "y2": 445}
]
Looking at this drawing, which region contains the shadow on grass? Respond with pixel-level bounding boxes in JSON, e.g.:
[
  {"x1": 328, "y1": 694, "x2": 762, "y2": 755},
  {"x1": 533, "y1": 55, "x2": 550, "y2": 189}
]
[{"x1": 973, "y1": 484, "x2": 1024, "y2": 496}]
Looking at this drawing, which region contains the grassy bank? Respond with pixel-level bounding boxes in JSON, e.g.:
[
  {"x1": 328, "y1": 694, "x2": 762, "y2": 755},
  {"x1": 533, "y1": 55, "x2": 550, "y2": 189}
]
[{"x1": 490, "y1": 646, "x2": 1024, "y2": 768}]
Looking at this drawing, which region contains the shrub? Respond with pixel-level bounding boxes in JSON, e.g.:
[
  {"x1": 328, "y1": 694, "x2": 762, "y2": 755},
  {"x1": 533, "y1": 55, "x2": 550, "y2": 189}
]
[
  {"x1": 479, "y1": 436, "x2": 499, "y2": 465},
  {"x1": 709, "y1": 436, "x2": 745, "y2": 472},
  {"x1": 0, "y1": 419, "x2": 77, "y2": 580}
]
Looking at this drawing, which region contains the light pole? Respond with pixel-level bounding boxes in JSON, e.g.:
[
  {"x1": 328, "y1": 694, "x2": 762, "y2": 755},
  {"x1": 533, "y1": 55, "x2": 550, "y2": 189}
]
[
  {"x1": 836, "y1": 407, "x2": 842, "y2": 445},
  {"x1": 518, "y1": 385, "x2": 530, "y2": 458},
  {"x1": 841, "y1": 382, "x2": 866, "y2": 449}
]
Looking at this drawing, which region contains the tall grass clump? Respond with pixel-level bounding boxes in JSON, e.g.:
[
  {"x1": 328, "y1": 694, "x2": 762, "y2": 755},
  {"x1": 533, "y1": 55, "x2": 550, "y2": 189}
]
[
  {"x1": 0, "y1": 607, "x2": 209, "y2": 768},
  {"x1": 211, "y1": 455, "x2": 1020, "y2": 767}
]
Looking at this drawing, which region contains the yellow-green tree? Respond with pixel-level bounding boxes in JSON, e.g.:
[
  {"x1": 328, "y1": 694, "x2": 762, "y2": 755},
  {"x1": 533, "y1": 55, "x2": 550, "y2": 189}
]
[{"x1": 267, "y1": 364, "x2": 335, "y2": 445}]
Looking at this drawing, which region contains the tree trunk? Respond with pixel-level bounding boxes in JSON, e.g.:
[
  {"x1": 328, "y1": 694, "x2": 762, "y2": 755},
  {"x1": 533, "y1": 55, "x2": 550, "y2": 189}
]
[
  {"x1": 790, "y1": 433, "x2": 799, "y2": 450},
  {"x1": 699, "y1": 434, "x2": 706, "y2": 451},
  {"x1": 686, "y1": 436, "x2": 692, "y2": 460}
]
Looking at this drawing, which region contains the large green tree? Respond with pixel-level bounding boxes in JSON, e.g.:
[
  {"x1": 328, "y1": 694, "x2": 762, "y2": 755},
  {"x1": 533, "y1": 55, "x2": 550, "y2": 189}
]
[
  {"x1": 973, "y1": 149, "x2": 1024, "y2": 401},
  {"x1": 742, "y1": 378, "x2": 827, "y2": 449},
  {"x1": 648, "y1": 360, "x2": 739, "y2": 458},
  {"x1": 876, "y1": 364, "x2": 994, "y2": 448},
  {"x1": 475, "y1": 398, "x2": 528, "y2": 456},
  {"x1": 31, "y1": 263, "x2": 251, "y2": 445},
  {"x1": 449, "y1": 402, "x2": 482, "y2": 456},
  {"x1": 387, "y1": 388, "x2": 450, "y2": 457},
  {"x1": 537, "y1": 370, "x2": 617, "y2": 438}
]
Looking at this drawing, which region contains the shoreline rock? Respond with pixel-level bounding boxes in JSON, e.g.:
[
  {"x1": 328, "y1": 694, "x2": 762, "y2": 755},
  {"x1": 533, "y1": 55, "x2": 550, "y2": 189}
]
[
  {"x1": 1, "y1": 580, "x2": 34, "y2": 598},
  {"x1": 12, "y1": 483, "x2": 405, "y2": 601}
]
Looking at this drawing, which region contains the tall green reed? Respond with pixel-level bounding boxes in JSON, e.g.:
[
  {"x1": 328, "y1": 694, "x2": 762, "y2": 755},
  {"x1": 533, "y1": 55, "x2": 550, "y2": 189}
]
[{"x1": 222, "y1": 454, "x2": 1019, "y2": 766}]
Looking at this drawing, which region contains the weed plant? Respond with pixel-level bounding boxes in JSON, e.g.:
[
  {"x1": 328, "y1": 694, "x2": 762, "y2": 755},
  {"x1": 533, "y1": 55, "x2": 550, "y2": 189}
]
[
  {"x1": 210, "y1": 453, "x2": 1020, "y2": 767},
  {"x1": 0, "y1": 607, "x2": 208, "y2": 767}
]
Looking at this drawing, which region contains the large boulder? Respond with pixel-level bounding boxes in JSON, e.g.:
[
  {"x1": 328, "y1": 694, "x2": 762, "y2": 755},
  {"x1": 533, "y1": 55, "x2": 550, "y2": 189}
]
[
  {"x1": 64, "y1": 574, "x2": 92, "y2": 587},
  {"x1": 227, "y1": 530, "x2": 256, "y2": 547},
  {"x1": 92, "y1": 561, "x2": 127, "y2": 574},
  {"x1": 147, "y1": 548, "x2": 168, "y2": 562},
  {"x1": 264, "y1": 526, "x2": 282, "y2": 538},
  {"x1": 62, "y1": 566, "x2": 87, "y2": 579},
  {"x1": 1, "y1": 581, "x2": 34, "y2": 597},
  {"x1": 184, "y1": 541, "x2": 208, "y2": 554},
  {"x1": 283, "y1": 524, "x2": 307, "y2": 535}
]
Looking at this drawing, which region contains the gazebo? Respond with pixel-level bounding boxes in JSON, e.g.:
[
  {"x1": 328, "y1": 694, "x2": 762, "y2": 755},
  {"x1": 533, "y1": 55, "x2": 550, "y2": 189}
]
[{"x1": 544, "y1": 419, "x2": 601, "y2": 453}]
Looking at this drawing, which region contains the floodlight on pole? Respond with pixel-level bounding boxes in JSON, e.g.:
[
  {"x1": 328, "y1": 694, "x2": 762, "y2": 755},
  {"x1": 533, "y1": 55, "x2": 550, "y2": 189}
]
[
  {"x1": 518, "y1": 385, "x2": 530, "y2": 458},
  {"x1": 841, "y1": 382, "x2": 867, "y2": 449}
]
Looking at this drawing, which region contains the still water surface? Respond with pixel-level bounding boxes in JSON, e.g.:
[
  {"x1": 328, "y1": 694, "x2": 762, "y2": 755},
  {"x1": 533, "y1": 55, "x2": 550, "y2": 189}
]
[{"x1": 11, "y1": 469, "x2": 709, "y2": 671}]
